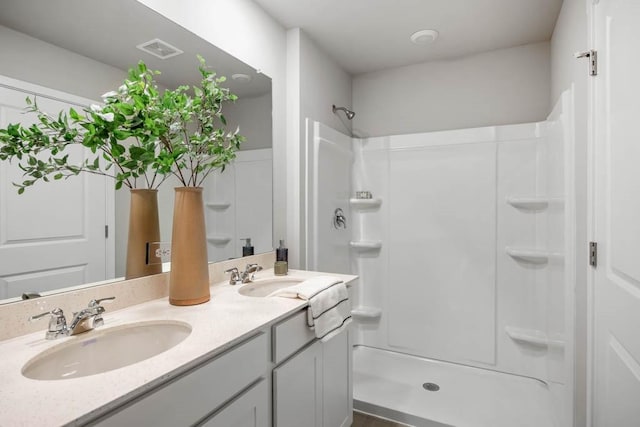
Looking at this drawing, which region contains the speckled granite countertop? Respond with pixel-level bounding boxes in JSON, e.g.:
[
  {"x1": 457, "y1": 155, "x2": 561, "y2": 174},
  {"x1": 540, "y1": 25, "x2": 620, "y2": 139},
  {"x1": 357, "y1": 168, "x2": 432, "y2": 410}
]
[{"x1": 0, "y1": 269, "x2": 357, "y2": 426}]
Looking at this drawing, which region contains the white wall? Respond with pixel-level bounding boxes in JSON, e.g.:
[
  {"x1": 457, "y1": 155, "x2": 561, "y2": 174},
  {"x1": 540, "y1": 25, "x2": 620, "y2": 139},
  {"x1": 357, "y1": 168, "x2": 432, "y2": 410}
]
[
  {"x1": 0, "y1": 25, "x2": 125, "y2": 101},
  {"x1": 287, "y1": 28, "x2": 353, "y2": 268},
  {"x1": 352, "y1": 42, "x2": 551, "y2": 137},
  {"x1": 550, "y1": 1, "x2": 589, "y2": 425},
  {"x1": 224, "y1": 92, "x2": 273, "y2": 151},
  {"x1": 137, "y1": 0, "x2": 288, "y2": 254}
]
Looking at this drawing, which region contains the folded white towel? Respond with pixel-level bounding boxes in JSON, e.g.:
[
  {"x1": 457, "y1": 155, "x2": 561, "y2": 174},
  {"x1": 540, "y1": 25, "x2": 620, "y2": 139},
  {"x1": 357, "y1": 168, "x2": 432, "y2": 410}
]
[{"x1": 269, "y1": 276, "x2": 352, "y2": 342}]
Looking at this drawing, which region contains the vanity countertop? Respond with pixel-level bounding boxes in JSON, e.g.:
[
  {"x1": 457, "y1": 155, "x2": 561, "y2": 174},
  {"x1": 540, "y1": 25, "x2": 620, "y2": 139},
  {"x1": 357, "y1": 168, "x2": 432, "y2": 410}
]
[{"x1": 0, "y1": 269, "x2": 357, "y2": 426}]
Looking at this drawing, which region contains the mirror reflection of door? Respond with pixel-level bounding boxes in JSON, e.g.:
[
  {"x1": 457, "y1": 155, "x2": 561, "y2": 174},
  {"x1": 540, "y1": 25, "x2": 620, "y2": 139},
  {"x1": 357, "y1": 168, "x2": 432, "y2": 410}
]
[{"x1": 0, "y1": 78, "x2": 112, "y2": 300}]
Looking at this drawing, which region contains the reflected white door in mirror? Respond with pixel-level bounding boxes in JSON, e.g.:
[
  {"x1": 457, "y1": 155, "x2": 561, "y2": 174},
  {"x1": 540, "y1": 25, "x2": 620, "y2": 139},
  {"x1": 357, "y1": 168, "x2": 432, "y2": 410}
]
[{"x1": 0, "y1": 77, "x2": 113, "y2": 302}]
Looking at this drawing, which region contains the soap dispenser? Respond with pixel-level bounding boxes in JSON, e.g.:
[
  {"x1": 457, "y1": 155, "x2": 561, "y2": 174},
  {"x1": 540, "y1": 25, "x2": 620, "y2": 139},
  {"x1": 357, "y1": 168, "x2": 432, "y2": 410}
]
[
  {"x1": 241, "y1": 238, "x2": 254, "y2": 257},
  {"x1": 275, "y1": 239, "x2": 288, "y2": 275}
]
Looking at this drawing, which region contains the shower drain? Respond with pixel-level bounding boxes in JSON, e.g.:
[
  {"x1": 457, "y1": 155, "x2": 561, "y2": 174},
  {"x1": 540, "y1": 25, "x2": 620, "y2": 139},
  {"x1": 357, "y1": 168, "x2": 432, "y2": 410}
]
[{"x1": 422, "y1": 382, "x2": 440, "y2": 392}]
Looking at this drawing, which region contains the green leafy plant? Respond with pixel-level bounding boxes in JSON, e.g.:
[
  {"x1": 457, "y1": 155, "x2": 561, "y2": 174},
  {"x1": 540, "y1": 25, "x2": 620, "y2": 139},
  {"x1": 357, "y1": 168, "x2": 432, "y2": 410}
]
[{"x1": 0, "y1": 56, "x2": 244, "y2": 193}]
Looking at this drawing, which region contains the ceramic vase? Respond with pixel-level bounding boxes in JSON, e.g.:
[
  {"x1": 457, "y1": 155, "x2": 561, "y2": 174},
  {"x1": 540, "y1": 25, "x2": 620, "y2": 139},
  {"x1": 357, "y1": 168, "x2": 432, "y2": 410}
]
[
  {"x1": 125, "y1": 189, "x2": 162, "y2": 279},
  {"x1": 169, "y1": 187, "x2": 210, "y2": 306}
]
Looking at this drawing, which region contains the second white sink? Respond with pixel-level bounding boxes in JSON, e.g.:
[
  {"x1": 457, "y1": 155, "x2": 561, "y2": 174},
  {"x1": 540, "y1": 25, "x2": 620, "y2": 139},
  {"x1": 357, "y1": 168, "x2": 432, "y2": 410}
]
[
  {"x1": 238, "y1": 277, "x2": 304, "y2": 297},
  {"x1": 22, "y1": 320, "x2": 191, "y2": 381}
]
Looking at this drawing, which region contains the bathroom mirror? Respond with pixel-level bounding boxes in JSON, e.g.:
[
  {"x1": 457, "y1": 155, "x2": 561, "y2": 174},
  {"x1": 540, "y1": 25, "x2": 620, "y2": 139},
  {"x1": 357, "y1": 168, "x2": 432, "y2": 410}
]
[{"x1": 0, "y1": 0, "x2": 273, "y2": 304}]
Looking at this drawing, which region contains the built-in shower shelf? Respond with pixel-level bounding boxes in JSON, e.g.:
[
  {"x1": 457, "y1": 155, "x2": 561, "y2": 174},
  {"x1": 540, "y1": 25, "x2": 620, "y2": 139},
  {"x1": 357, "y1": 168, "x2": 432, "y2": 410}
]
[
  {"x1": 506, "y1": 197, "x2": 549, "y2": 210},
  {"x1": 350, "y1": 240, "x2": 382, "y2": 251},
  {"x1": 505, "y1": 326, "x2": 565, "y2": 349},
  {"x1": 505, "y1": 247, "x2": 563, "y2": 264},
  {"x1": 351, "y1": 306, "x2": 382, "y2": 320},
  {"x1": 206, "y1": 201, "x2": 231, "y2": 210},
  {"x1": 506, "y1": 197, "x2": 565, "y2": 211},
  {"x1": 207, "y1": 235, "x2": 232, "y2": 245},
  {"x1": 350, "y1": 198, "x2": 382, "y2": 209}
]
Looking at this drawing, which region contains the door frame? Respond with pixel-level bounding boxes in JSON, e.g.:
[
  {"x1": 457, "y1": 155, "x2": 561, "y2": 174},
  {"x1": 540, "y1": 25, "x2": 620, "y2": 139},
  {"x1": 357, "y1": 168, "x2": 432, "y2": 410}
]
[
  {"x1": 0, "y1": 74, "x2": 115, "y2": 281},
  {"x1": 585, "y1": 0, "x2": 597, "y2": 424}
]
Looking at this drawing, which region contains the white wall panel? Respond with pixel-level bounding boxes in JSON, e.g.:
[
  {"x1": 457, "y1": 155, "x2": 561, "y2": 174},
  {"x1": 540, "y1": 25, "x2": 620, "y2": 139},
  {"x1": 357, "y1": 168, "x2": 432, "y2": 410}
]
[
  {"x1": 306, "y1": 121, "x2": 352, "y2": 274},
  {"x1": 496, "y1": 139, "x2": 546, "y2": 379},
  {"x1": 387, "y1": 142, "x2": 497, "y2": 364}
]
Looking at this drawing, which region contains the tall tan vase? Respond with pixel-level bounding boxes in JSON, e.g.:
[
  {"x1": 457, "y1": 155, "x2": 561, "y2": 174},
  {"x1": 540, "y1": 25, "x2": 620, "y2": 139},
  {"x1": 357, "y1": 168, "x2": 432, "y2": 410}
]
[
  {"x1": 125, "y1": 189, "x2": 162, "y2": 279},
  {"x1": 169, "y1": 187, "x2": 210, "y2": 306}
]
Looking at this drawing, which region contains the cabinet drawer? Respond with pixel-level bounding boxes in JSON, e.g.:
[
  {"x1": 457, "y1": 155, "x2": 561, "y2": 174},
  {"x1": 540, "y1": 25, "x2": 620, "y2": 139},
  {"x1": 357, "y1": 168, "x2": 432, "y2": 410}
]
[
  {"x1": 272, "y1": 309, "x2": 316, "y2": 364},
  {"x1": 94, "y1": 333, "x2": 268, "y2": 427}
]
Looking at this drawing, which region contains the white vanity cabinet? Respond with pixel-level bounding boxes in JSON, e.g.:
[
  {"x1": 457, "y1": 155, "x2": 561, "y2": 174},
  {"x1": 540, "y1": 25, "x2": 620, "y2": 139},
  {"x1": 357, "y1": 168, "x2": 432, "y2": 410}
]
[
  {"x1": 91, "y1": 332, "x2": 269, "y2": 427},
  {"x1": 88, "y1": 308, "x2": 351, "y2": 427},
  {"x1": 272, "y1": 310, "x2": 353, "y2": 427}
]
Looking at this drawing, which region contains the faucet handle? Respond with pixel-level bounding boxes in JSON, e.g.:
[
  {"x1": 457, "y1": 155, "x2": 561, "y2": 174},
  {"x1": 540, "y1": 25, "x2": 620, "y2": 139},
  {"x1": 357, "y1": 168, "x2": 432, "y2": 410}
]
[
  {"x1": 242, "y1": 264, "x2": 263, "y2": 282},
  {"x1": 29, "y1": 307, "x2": 64, "y2": 322},
  {"x1": 88, "y1": 297, "x2": 114, "y2": 328},
  {"x1": 29, "y1": 308, "x2": 67, "y2": 340},
  {"x1": 225, "y1": 267, "x2": 241, "y2": 285},
  {"x1": 88, "y1": 296, "x2": 115, "y2": 308}
]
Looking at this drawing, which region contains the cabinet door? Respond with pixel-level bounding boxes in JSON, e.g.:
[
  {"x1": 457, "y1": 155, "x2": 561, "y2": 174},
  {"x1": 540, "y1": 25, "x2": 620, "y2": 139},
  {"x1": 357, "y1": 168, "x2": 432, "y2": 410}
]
[
  {"x1": 322, "y1": 327, "x2": 352, "y2": 427},
  {"x1": 200, "y1": 380, "x2": 268, "y2": 427},
  {"x1": 273, "y1": 341, "x2": 322, "y2": 427}
]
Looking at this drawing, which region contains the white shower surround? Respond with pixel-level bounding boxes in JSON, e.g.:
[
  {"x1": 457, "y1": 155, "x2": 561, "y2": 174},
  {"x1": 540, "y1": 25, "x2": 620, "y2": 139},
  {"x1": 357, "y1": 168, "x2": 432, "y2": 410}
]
[
  {"x1": 204, "y1": 148, "x2": 273, "y2": 261},
  {"x1": 306, "y1": 90, "x2": 574, "y2": 426}
]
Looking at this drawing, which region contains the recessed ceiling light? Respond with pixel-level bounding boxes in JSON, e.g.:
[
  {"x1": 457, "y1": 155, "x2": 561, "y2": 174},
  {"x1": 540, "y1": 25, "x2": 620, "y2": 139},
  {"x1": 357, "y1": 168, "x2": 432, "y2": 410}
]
[
  {"x1": 231, "y1": 73, "x2": 252, "y2": 83},
  {"x1": 410, "y1": 29, "x2": 439, "y2": 45},
  {"x1": 136, "y1": 38, "x2": 183, "y2": 60}
]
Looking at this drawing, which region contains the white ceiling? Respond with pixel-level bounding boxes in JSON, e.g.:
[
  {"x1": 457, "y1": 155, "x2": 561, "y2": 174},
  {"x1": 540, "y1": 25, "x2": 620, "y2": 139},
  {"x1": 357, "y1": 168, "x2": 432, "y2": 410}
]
[
  {"x1": 254, "y1": 0, "x2": 564, "y2": 75},
  {"x1": 0, "y1": 0, "x2": 271, "y2": 97}
]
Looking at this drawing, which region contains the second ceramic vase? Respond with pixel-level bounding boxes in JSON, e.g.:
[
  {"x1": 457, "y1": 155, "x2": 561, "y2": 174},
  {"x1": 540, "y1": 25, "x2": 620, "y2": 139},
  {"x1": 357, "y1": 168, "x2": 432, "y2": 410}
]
[{"x1": 125, "y1": 189, "x2": 162, "y2": 279}]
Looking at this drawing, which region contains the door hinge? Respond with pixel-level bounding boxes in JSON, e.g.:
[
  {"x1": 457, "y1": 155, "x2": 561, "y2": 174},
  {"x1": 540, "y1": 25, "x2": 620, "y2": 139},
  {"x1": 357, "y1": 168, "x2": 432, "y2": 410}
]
[
  {"x1": 105, "y1": 225, "x2": 109, "y2": 239},
  {"x1": 589, "y1": 241, "x2": 598, "y2": 267},
  {"x1": 575, "y1": 50, "x2": 598, "y2": 76}
]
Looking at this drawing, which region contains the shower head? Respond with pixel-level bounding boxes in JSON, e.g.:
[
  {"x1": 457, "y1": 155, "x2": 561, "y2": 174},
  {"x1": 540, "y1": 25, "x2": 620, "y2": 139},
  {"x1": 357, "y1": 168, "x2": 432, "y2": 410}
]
[{"x1": 332, "y1": 105, "x2": 356, "y2": 120}]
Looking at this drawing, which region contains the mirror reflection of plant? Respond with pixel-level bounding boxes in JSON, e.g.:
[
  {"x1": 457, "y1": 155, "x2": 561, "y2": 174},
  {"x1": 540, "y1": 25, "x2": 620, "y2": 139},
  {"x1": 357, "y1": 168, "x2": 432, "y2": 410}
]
[
  {"x1": 0, "y1": 56, "x2": 243, "y2": 193},
  {"x1": 0, "y1": 63, "x2": 166, "y2": 193}
]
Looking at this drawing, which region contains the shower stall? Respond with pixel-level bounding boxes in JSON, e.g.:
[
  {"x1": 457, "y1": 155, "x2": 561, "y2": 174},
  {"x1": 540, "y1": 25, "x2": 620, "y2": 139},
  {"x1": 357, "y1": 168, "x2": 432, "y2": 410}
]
[{"x1": 305, "y1": 90, "x2": 575, "y2": 427}]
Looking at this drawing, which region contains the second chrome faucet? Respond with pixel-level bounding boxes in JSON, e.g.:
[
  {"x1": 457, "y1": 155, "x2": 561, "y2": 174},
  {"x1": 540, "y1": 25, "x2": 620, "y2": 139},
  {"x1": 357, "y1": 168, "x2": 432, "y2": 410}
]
[{"x1": 225, "y1": 264, "x2": 263, "y2": 285}]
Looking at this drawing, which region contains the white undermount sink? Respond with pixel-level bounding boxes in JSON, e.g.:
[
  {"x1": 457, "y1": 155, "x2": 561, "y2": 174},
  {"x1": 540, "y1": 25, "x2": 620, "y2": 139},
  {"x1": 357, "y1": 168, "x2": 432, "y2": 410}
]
[
  {"x1": 22, "y1": 321, "x2": 192, "y2": 381},
  {"x1": 238, "y1": 277, "x2": 304, "y2": 297}
]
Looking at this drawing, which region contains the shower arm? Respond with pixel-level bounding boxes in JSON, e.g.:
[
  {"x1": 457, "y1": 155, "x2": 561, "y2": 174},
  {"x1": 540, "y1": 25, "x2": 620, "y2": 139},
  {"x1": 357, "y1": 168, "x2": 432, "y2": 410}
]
[{"x1": 332, "y1": 105, "x2": 356, "y2": 120}]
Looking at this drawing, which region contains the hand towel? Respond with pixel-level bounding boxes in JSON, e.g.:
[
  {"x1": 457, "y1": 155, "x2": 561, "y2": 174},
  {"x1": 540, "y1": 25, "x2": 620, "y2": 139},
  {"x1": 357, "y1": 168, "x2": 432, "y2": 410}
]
[{"x1": 269, "y1": 276, "x2": 352, "y2": 342}]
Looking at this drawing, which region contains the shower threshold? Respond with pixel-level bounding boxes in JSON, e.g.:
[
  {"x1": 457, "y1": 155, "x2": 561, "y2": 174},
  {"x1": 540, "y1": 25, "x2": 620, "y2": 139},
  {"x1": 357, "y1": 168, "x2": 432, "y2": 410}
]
[{"x1": 353, "y1": 345, "x2": 555, "y2": 427}]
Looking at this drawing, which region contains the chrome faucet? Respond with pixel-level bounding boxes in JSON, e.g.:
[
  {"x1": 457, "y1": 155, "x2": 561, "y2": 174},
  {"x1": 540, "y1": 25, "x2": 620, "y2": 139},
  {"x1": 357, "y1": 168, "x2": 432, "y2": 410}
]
[
  {"x1": 29, "y1": 297, "x2": 115, "y2": 340},
  {"x1": 240, "y1": 264, "x2": 263, "y2": 283},
  {"x1": 225, "y1": 264, "x2": 263, "y2": 285}
]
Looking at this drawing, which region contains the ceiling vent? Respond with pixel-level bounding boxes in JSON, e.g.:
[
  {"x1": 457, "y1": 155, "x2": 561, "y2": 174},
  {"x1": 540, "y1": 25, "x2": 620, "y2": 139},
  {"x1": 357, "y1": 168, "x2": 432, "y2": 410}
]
[{"x1": 136, "y1": 38, "x2": 183, "y2": 60}]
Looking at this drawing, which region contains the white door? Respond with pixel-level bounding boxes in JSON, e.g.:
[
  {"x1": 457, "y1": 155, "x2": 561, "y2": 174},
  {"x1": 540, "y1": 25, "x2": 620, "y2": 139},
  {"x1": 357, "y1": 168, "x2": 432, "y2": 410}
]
[
  {"x1": 0, "y1": 77, "x2": 111, "y2": 299},
  {"x1": 592, "y1": 1, "x2": 640, "y2": 425}
]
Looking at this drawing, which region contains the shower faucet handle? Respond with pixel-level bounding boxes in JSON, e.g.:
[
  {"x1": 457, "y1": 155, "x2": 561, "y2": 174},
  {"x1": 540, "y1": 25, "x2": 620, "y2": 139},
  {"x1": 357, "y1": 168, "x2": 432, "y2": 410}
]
[{"x1": 333, "y1": 208, "x2": 347, "y2": 229}]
